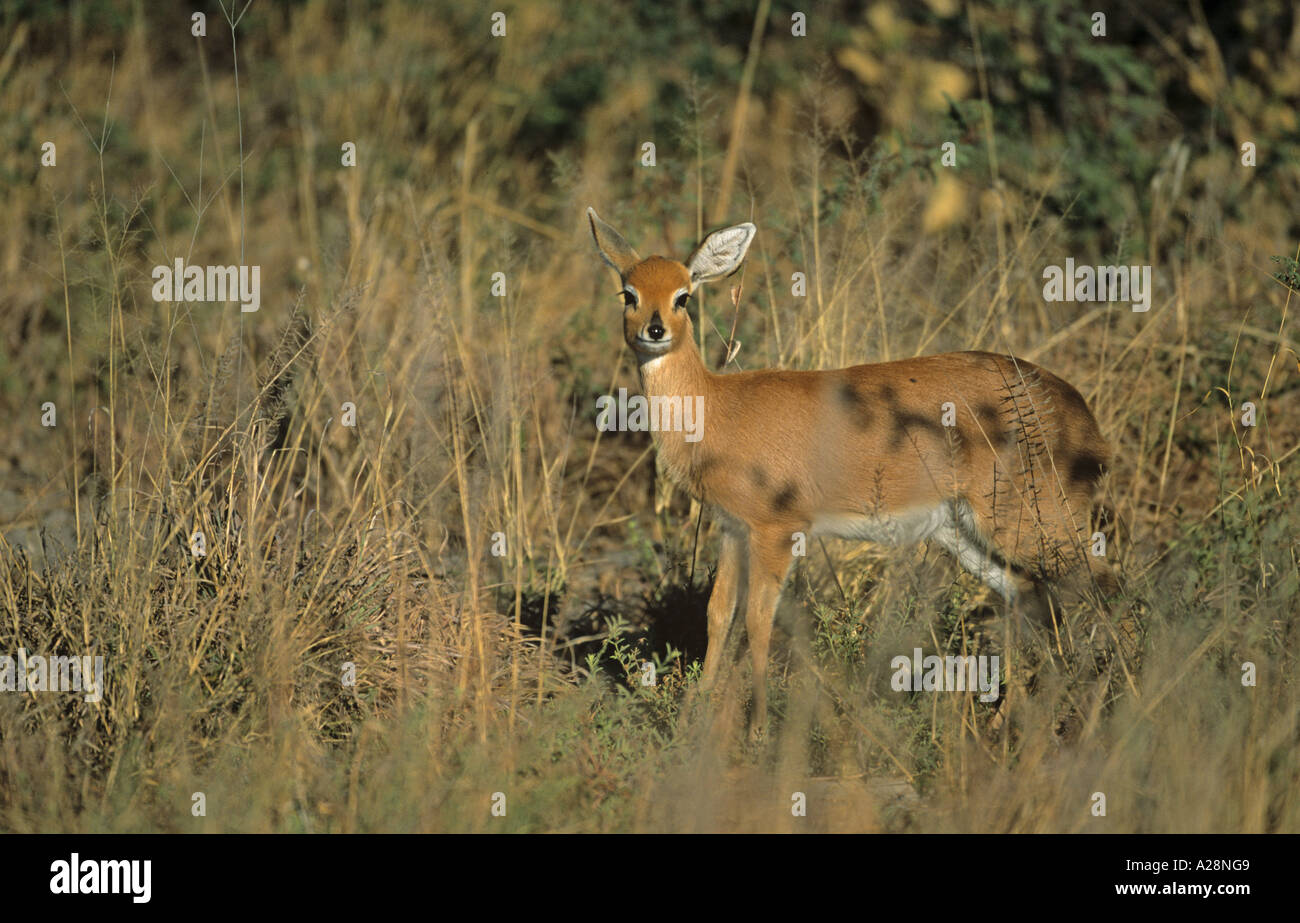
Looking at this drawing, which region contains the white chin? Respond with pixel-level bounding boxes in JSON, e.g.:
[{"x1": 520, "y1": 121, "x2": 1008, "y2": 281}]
[{"x1": 635, "y1": 338, "x2": 672, "y2": 355}]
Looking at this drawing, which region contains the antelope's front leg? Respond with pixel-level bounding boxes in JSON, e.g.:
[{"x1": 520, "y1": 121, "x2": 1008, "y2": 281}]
[
  {"x1": 700, "y1": 525, "x2": 746, "y2": 689},
  {"x1": 744, "y1": 525, "x2": 798, "y2": 734}
]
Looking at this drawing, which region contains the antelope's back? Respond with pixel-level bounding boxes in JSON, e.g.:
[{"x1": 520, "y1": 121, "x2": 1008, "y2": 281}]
[{"x1": 751, "y1": 350, "x2": 1109, "y2": 518}]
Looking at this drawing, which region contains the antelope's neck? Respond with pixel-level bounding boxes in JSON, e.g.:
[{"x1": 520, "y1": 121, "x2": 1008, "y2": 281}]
[{"x1": 636, "y1": 340, "x2": 713, "y2": 486}]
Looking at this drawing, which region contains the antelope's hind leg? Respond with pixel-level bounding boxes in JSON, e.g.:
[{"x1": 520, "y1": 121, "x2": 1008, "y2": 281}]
[
  {"x1": 930, "y1": 501, "x2": 1056, "y2": 624},
  {"x1": 931, "y1": 515, "x2": 1021, "y2": 606}
]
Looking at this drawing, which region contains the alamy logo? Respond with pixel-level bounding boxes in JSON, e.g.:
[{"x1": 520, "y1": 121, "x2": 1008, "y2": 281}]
[
  {"x1": 595, "y1": 388, "x2": 704, "y2": 442},
  {"x1": 151, "y1": 258, "x2": 261, "y2": 312},
  {"x1": 49, "y1": 854, "x2": 151, "y2": 903},
  {"x1": 0, "y1": 649, "x2": 105, "y2": 703},
  {"x1": 890, "y1": 648, "x2": 1001, "y2": 702},
  {"x1": 1042, "y1": 258, "x2": 1151, "y2": 312}
]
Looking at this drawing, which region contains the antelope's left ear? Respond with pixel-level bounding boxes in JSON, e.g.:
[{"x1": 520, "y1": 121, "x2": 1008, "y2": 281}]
[{"x1": 687, "y1": 222, "x2": 756, "y2": 284}]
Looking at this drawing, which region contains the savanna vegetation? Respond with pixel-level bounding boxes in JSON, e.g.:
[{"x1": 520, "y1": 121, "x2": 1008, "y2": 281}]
[{"x1": 0, "y1": 0, "x2": 1297, "y2": 832}]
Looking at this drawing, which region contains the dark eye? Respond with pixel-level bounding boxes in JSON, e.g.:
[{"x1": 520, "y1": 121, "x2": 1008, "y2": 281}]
[
  {"x1": 620, "y1": 291, "x2": 637, "y2": 307},
  {"x1": 674, "y1": 292, "x2": 690, "y2": 309}
]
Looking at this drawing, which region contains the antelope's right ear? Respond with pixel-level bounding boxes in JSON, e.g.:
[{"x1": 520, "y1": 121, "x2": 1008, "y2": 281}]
[{"x1": 587, "y1": 207, "x2": 640, "y2": 276}]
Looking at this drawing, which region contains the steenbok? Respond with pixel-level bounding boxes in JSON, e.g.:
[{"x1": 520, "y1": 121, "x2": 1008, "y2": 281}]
[{"x1": 587, "y1": 207, "x2": 1119, "y2": 728}]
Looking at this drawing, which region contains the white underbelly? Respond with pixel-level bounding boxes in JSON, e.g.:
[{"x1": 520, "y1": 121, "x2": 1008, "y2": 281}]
[{"x1": 811, "y1": 504, "x2": 952, "y2": 547}]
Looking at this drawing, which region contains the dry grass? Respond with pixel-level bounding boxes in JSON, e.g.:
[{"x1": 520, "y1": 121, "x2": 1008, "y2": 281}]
[{"x1": 0, "y1": 0, "x2": 1296, "y2": 832}]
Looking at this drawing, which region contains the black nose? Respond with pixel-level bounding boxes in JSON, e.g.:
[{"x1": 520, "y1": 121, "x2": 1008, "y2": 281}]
[{"x1": 647, "y1": 313, "x2": 665, "y2": 340}]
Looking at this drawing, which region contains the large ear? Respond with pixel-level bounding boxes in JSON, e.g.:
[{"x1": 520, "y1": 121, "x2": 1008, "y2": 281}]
[
  {"x1": 687, "y1": 222, "x2": 756, "y2": 284},
  {"x1": 587, "y1": 207, "x2": 640, "y2": 276}
]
